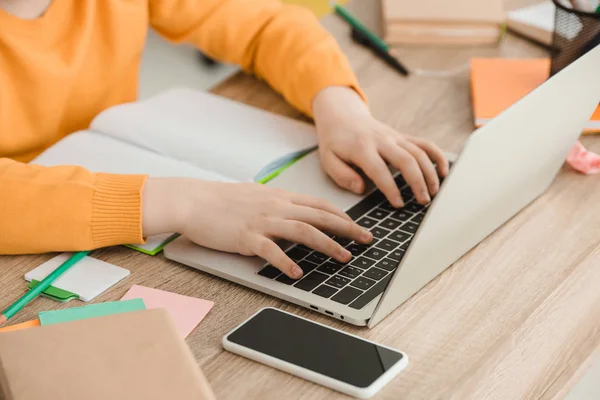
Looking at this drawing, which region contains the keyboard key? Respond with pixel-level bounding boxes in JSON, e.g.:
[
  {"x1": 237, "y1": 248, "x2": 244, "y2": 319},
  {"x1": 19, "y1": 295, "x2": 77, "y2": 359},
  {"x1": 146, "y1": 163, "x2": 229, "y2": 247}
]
[
  {"x1": 346, "y1": 191, "x2": 385, "y2": 220},
  {"x1": 411, "y1": 213, "x2": 425, "y2": 223},
  {"x1": 405, "y1": 202, "x2": 425, "y2": 213},
  {"x1": 276, "y1": 274, "x2": 298, "y2": 285},
  {"x1": 400, "y1": 187, "x2": 414, "y2": 200},
  {"x1": 390, "y1": 210, "x2": 413, "y2": 222},
  {"x1": 363, "y1": 267, "x2": 388, "y2": 281},
  {"x1": 363, "y1": 248, "x2": 386, "y2": 260},
  {"x1": 296, "y1": 244, "x2": 312, "y2": 252},
  {"x1": 356, "y1": 217, "x2": 378, "y2": 228},
  {"x1": 286, "y1": 246, "x2": 310, "y2": 261},
  {"x1": 317, "y1": 262, "x2": 343, "y2": 275},
  {"x1": 326, "y1": 275, "x2": 352, "y2": 289},
  {"x1": 333, "y1": 237, "x2": 351, "y2": 247},
  {"x1": 298, "y1": 260, "x2": 319, "y2": 274},
  {"x1": 388, "y1": 249, "x2": 405, "y2": 262},
  {"x1": 388, "y1": 230, "x2": 411, "y2": 243},
  {"x1": 394, "y1": 175, "x2": 407, "y2": 188},
  {"x1": 376, "y1": 258, "x2": 398, "y2": 271},
  {"x1": 378, "y1": 201, "x2": 396, "y2": 212},
  {"x1": 349, "y1": 275, "x2": 392, "y2": 310},
  {"x1": 257, "y1": 265, "x2": 281, "y2": 279},
  {"x1": 376, "y1": 239, "x2": 400, "y2": 252},
  {"x1": 294, "y1": 272, "x2": 329, "y2": 292},
  {"x1": 331, "y1": 287, "x2": 363, "y2": 305},
  {"x1": 370, "y1": 226, "x2": 390, "y2": 239},
  {"x1": 351, "y1": 256, "x2": 376, "y2": 269},
  {"x1": 351, "y1": 276, "x2": 377, "y2": 290},
  {"x1": 380, "y1": 218, "x2": 401, "y2": 230},
  {"x1": 339, "y1": 266, "x2": 363, "y2": 279},
  {"x1": 313, "y1": 284, "x2": 338, "y2": 298},
  {"x1": 399, "y1": 222, "x2": 419, "y2": 234},
  {"x1": 367, "y1": 209, "x2": 391, "y2": 220},
  {"x1": 346, "y1": 243, "x2": 368, "y2": 256},
  {"x1": 400, "y1": 241, "x2": 411, "y2": 250},
  {"x1": 306, "y1": 252, "x2": 328, "y2": 264}
]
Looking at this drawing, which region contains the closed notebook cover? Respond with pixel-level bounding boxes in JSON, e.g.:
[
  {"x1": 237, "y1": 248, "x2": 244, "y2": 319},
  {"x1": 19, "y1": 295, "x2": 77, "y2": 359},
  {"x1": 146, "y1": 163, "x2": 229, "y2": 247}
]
[
  {"x1": 0, "y1": 309, "x2": 215, "y2": 400},
  {"x1": 471, "y1": 58, "x2": 600, "y2": 132},
  {"x1": 382, "y1": 0, "x2": 505, "y2": 24}
]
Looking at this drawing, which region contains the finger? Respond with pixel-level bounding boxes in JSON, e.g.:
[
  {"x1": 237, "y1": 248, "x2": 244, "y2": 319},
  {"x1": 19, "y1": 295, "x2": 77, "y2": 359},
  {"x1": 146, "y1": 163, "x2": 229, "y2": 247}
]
[
  {"x1": 269, "y1": 220, "x2": 352, "y2": 263},
  {"x1": 285, "y1": 205, "x2": 372, "y2": 244},
  {"x1": 320, "y1": 151, "x2": 365, "y2": 194},
  {"x1": 290, "y1": 193, "x2": 352, "y2": 222},
  {"x1": 401, "y1": 141, "x2": 440, "y2": 196},
  {"x1": 251, "y1": 236, "x2": 303, "y2": 279},
  {"x1": 380, "y1": 143, "x2": 430, "y2": 204},
  {"x1": 353, "y1": 147, "x2": 404, "y2": 208},
  {"x1": 406, "y1": 136, "x2": 450, "y2": 177}
]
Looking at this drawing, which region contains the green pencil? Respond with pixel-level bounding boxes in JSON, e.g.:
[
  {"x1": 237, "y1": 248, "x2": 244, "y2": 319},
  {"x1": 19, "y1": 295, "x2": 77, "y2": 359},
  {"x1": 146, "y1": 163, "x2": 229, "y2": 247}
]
[{"x1": 0, "y1": 251, "x2": 90, "y2": 324}]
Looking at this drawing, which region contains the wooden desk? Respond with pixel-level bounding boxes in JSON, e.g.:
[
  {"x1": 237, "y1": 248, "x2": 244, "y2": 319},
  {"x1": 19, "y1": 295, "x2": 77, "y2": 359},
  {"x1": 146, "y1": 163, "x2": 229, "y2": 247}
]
[{"x1": 2, "y1": 3, "x2": 600, "y2": 399}]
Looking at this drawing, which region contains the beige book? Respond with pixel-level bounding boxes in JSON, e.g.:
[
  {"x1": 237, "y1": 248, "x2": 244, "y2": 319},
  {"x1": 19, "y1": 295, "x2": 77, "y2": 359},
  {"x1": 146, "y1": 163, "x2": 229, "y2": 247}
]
[
  {"x1": 0, "y1": 309, "x2": 216, "y2": 400},
  {"x1": 382, "y1": 0, "x2": 506, "y2": 25},
  {"x1": 385, "y1": 21, "x2": 502, "y2": 45}
]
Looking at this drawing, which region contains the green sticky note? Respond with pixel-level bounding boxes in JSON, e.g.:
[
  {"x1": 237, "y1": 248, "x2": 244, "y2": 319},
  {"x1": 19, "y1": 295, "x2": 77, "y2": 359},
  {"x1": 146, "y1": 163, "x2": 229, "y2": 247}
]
[{"x1": 38, "y1": 299, "x2": 146, "y2": 326}]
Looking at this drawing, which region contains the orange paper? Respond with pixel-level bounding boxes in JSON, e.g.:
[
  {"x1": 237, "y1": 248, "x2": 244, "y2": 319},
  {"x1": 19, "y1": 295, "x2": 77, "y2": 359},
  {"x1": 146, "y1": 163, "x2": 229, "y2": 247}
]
[
  {"x1": 471, "y1": 58, "x2": 600, "y2": 133},
  {"x1": 0, "y1": 319, "x2": 40, "y2": 333}
]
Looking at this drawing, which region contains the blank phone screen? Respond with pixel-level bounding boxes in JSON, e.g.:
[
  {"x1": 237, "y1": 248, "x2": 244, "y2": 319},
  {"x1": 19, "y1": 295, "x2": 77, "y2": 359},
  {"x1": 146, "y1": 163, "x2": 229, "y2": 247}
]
[{"x1": 227, "y1": 309, "x2": 404, "y2": 388}]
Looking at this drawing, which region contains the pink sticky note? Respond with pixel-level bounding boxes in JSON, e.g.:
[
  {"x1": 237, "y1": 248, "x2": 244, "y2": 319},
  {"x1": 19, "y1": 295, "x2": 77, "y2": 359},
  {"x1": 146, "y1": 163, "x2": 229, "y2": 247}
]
[
  {"x1": 567, "y1": 141, "x2": 600, "y2": 175},
  {"x1": 121, "y1": 285, "x2": 213, "y2": 338}
]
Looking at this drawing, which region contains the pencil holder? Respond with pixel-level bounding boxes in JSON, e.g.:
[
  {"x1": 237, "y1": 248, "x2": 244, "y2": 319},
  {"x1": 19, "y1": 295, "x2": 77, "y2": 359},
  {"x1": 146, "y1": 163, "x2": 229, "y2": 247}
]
[{"x1": 550, "y1": 0, "x2": 600, "y2": 76}]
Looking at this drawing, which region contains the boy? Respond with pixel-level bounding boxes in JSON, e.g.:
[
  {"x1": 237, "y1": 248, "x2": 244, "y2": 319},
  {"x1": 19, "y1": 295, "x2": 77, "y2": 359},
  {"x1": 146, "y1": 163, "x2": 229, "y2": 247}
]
[{"x1": 0, "y1": 0, "x2": 448, "y2": 278}]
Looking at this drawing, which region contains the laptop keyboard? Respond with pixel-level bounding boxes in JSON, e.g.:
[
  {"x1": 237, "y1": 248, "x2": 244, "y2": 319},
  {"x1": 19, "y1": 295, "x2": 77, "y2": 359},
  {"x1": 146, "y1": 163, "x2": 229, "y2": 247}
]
[{"x1": 257, "y1": 174, "x2": 440, "y2": 310}]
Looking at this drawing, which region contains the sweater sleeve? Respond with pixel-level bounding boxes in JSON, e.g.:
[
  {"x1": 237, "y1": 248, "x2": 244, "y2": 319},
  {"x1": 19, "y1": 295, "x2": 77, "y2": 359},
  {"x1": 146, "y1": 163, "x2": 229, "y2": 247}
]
[
  {"x1": 148, "y1": 0, "x2": 366, "y2": 116},
  {"x1": 0, "y1": 158, "x2": 146, "y2": 254}
]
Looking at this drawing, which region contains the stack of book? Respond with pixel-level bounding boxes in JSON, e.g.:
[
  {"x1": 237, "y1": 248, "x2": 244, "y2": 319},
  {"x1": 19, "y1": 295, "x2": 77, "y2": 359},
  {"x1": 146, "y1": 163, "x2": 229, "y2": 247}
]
[{"x1": 382, "y1": 0, "x2": 506, "y2": 46}]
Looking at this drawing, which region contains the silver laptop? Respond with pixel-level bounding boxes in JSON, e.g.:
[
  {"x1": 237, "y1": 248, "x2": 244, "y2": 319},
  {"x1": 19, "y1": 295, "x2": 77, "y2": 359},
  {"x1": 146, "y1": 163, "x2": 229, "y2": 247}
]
[{"x1": 165, "y1": 45, "x2": 600, "y2": 328}]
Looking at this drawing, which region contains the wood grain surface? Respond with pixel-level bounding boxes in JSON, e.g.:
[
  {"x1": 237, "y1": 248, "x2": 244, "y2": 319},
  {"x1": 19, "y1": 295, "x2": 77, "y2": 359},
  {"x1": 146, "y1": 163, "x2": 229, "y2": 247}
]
[{"x1": 2, "y1": 1, "x2": 599, "y2": 399}]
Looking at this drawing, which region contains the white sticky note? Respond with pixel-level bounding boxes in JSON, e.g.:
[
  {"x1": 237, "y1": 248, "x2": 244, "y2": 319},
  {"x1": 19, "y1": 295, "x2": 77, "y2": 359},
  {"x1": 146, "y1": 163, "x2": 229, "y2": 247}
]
[{"x1": 25, "y1": 253, "x2": 130, "y2": 302}]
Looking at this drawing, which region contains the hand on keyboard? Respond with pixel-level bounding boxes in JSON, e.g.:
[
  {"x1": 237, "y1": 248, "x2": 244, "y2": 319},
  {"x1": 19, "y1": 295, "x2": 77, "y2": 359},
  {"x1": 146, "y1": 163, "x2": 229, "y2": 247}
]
[
  {"x1": 142, "y1": 179, "x2": 373, "y2": 279},
  {"x1": 312, "y1": 86, "x2": 449, "y2": 207}
]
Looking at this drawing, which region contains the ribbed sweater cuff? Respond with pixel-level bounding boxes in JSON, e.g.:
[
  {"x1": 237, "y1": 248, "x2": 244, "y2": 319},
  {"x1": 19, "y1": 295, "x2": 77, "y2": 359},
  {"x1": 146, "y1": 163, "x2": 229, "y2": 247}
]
[{"x1": 91, "y1": 173, "x2": 147, "y2": 248}]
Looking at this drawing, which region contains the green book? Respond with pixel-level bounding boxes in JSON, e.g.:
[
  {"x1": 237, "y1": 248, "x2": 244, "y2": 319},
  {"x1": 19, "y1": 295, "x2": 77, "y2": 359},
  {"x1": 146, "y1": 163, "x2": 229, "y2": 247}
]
[{"x1": 38, "y1": 299, "x2": 146, "y2": 326}]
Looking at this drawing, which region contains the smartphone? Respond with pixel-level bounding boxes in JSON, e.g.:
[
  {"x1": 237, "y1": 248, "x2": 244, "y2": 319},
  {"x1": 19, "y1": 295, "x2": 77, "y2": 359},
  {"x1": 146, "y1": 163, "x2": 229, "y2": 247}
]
[{"x1": 222, "y1": 308, "x2": 408, "y2": 399}]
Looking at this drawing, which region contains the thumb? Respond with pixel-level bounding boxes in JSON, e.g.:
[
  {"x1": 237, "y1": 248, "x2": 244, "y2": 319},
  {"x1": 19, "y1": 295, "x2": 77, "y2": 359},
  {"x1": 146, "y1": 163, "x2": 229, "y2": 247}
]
[{"x1": 320, "y1": 150, "x2": 365, "y2": 194}]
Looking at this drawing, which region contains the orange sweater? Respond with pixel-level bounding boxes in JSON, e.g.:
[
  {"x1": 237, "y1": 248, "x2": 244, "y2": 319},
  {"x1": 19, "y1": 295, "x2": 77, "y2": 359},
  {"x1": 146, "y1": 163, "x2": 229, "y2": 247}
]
[{"x1": 0, "y1": 0, "x2": 362, "y2": 254}]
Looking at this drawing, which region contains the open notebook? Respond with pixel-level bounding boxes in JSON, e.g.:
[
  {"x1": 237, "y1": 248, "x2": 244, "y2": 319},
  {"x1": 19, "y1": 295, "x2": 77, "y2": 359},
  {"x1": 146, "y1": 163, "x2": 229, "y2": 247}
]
[{"x1": 33, "y1": 88, "x2": 318, "y2": 254}]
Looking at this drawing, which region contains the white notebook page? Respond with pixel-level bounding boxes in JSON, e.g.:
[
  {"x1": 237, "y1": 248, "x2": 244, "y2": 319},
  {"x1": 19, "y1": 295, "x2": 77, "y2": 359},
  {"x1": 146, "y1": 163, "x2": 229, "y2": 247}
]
[{"x1": 90, "y1": 88, "x2": 318, "y2": 182}]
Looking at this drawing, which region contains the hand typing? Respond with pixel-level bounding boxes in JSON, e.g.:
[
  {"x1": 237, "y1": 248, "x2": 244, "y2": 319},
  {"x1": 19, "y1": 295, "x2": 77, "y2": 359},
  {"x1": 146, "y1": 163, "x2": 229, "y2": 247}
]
[
  {"x1": 142, "y1": 178, "x2": 373, "y2": 278},
  {"x1": 312, "y1": 86, "x2": 449, "y2": 207}
]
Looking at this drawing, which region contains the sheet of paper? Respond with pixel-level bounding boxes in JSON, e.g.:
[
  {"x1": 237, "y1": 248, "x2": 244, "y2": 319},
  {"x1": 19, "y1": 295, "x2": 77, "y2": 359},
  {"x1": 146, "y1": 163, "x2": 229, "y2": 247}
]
[
  {"x1": 0, "y1": 319, "x2": 40, "y2": 333},
  {"x1": 90, "y1": 88, "x2": 318, "y2": 182},
  {"x1": 32, "y1": 131, "x2": 235, "y2": 182},
  {"x1": 508, "y1": 1, "x2": 582, "y2": 40},
  {"x1": 39, "y1": 299, "x2": 146, "y2": 326},
  {"x1": 121, "y1": 285, "x2": 213, "y2": 338},
  {"x1": 25, "y1": 254, "x2": 130, "y2": 302},
  {"x1": 566, "y1": 141, "x2": 600, "y2": 174}
]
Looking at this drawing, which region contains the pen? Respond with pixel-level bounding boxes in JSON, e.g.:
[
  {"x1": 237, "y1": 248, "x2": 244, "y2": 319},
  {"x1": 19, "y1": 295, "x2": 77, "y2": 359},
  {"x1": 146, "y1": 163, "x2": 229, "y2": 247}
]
[
  {"x1": 351, "y1": 27, "x2": 410, "y2": 76},
  {"x1": 331, "y1": 2, "x2": 409, "y2": 76},
  {"x1": 0, "y1": 251, "x2": 90, "y2": 324}
]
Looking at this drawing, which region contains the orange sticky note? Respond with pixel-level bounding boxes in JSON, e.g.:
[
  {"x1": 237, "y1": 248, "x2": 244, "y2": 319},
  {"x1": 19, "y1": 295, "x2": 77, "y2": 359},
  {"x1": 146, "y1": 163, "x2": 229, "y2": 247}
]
[
  {"x1": 121, "y1": 285, "x2": 213, "y2": 338},
  {"x1": 471, "y1": 58, "x2": 600, "y2": 133},
  {"x1": 0, "y1": 319, "x2": 40, "y2": 333}
]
